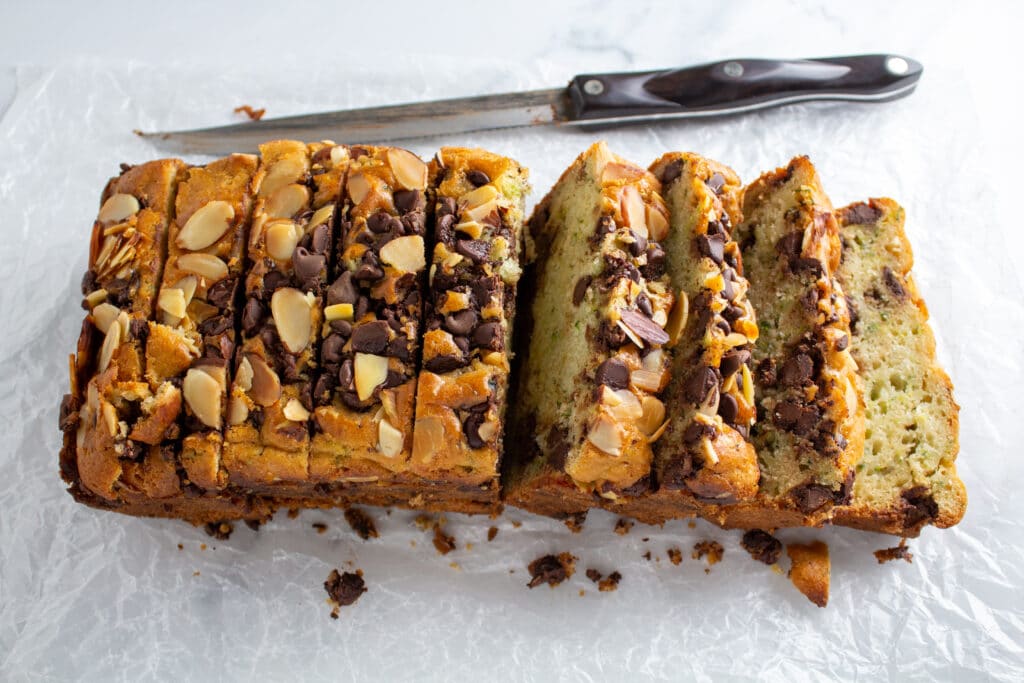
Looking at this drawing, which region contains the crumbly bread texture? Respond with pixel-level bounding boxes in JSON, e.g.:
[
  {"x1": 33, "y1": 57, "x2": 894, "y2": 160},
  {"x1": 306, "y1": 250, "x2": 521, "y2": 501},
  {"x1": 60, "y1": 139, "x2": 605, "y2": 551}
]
[
  {"x1": 223, "y1": 140, "x2": 327, "y2": 488},
  {"x1": 735, "y1": 157, "x2": 865, "y2": 523},
  {"x1": 505, "y1": 142, "x2": 674, "y2": 517},
  {"x1": 787, "y1": 541, "x2": 830, "y2": 607},
  {"x1": 831, "y1": 199, "x2": 965, "y2": 536},
  {"x1": 409, "y1": 147, "x2": 528, "y2": 513}
]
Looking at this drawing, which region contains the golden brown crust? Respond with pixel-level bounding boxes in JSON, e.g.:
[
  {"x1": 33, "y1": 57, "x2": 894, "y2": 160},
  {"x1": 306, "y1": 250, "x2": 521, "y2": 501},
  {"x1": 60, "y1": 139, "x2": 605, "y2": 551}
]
[{"x1": 787, "y1": 541, "x2": 830, "y2": 607}]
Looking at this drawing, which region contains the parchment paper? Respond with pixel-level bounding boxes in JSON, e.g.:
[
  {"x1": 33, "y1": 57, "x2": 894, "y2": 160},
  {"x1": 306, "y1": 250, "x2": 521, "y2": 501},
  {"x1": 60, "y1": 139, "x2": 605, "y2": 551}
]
[{"x1": 0, "y1": 53, "x2": 1021, "y2": 681}]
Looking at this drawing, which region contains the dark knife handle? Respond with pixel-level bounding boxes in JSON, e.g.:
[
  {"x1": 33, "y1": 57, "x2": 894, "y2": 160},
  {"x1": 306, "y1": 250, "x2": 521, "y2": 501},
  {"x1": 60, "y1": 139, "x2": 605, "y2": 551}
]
[{"x1": 566, "y1": 54, "x2": 922, "y2": 122}]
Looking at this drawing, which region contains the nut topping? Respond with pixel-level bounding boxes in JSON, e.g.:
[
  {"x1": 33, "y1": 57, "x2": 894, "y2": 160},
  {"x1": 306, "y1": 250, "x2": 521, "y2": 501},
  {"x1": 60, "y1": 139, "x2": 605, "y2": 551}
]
[
  {"x1": 97, "y1": 316, "x2": 122, "y2": 372},
  {"x1": 630, "y1": 369, "x2": 664, "y2": 393},
  {"x1": 176, "y1": 200, "x2": 235, "y2": 251},
  {"x1": 183, "y1": 367, "x2": 222, "y2": 429},
  {"x1": 265, "y1": 220, "x2": 301, "y2": 261},
  {"x1": 347, "y1": 173, "x2": 371, "y2": 205},
  {"x1": 265, "y1": 183, "x2": 310, "y2": 219},
  {"x1": 354, "y1": 353, "x2": 388, "y2": 401},
  {"x1": 176, "y1": 253, "x2": 228, "y2": 283},
  {"x1": 619, "y1": 185, "x2": 647, "y2": 238},
  {"x1": 587, "y1": 413, "x2": 623, "y2": 457},
  {"x1": 638, "y1": 396, "x2": 666, "y2": 436},
  {"x1": 235, "y1": 356, "x2": 254, "y2": 392},
  {"x1": 227, "y1": 396, "x2": 248, "y2": 425},
  {"x1": 379, "y1": 235, "x2": 426, "y2": 274},
  {"x1": 247, "y1": 355, "x2": 281, "y2": 406},
  {"x1": 388, "y1": 148, "x2": 428, "y2": 191},
  {"x1": 91, "y1": 302, "x2": 120, "y2": 335},
  {"x1": 97, "y1": 193, "x2": 140, "y2": 223},
  {"x1": 283, "y1": 398, "x2": 310, "y2": 422},
  {"x1": 665, "y1": 289, "x2": 688, "y2": 346},
  {"x1": 377, "y1": 418, "x2": 404, "y2": 457},
  {"x1": 271, "y1": 287, "x2": 312, "y2": 354},
  {"x1": 324, "y1": 303, "x2": 354, "y2": 321},
  {"x1": 260, "y1": 157, "x2": 306, "y2": 197},
  {"x1": 646, "y1": 203, "x2": 669, "y2": 242},
  {"x1": 476, "y1": 418, "x2": 499, "y2": 443},
  {"x1": 158, "y1": 287, "x2": 187, "y2": 321}
]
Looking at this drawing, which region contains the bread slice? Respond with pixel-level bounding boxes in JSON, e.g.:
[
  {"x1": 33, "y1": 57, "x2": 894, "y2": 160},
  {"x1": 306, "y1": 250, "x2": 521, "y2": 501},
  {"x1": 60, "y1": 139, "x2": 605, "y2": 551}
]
[
  {"x1": 733, "y1": 157, "x2": 865, "y2": 525},
  {"x1": 223, "y1": 140, "x2": 335, "y2": 488},
  {"x1": 406, "y1": 147, "x2": 528, "y2": 513},
  {"x1": 607, "y1": 153, "x2": 760, "y2": 524},
  {"x1": 832, "y1": 199, "x2": 965, "y2": 535},
  {"x1": 505, "y1": 142, "x2": 674, "y2": 518}
]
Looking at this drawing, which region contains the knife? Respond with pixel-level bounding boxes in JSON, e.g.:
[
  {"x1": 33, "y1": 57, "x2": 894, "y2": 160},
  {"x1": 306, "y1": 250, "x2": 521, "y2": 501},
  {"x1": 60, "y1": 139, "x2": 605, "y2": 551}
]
[{"x1": 139, "y1": 54, "x2": 921, "y2": 155}]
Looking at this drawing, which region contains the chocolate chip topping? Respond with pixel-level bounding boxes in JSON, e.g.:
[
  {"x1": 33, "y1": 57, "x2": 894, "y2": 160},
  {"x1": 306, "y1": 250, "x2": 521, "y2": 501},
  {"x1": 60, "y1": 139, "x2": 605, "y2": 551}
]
[
  {"x1": 321, "y1": 334, "x2": 344, "y2": 364},
  {"x1": 773, "y1": 399, "x2": 822, "y2": 436},
  {"x1": 684, "y1": 366, "x2": 718, "y2": 405},
  {"x1": 324, "y1": 569, "x2": 366, "y2": 607},
  {"x1": 394, "y1": 189, "x2": 425, "y2": 214},
  {"x1": 619, "y1": 309, "x2": 669, "y2": 346},
  {"x1": 882, "y1": 266, "x2": 906, "y2": 299},
  {"x1": 697, "y1": 232, "x2": 726, "y2": 265},
  {"x1": 741, "y1": 530, "x2": 782, "y2": 564},
  {"x1": 901, "y1": 486, "x2": 939, "y2": 528},
  {"x1": 463, "y1": 412, "x2": 487, "y2": 449},
  {"x1": 792, "y1": 484, "x2": 837, "y2": 513},
  {"x1": 719, "y1": 349, "x2": 750, "y2": 378},
  {"x1": 705, "y1": 172, "x2": 726, "y2": 194},
  {"x1": 636, "y1": 292, "x2": 653, "y2": 317},
  {"x1": 657, "y1": 158, "x2": 683, "y2": 186},
  {"x1": 424, "y1": 355, "x2": 467, "y2": 374},
  {"x1": 780, "y1": 353, "x2": 814, "y2": 387},
  {"x1": 444, "y1": 310, "x2": 478, "y2": 336},
  {"x1": 595, "y1": 358, "x2": 630, "y2": 390},
  {"x1": 472, "y1": 322, "x2": 502, "y2": 351},
  {"x1": 350, "y1": 321, "x2": 390, "y2": 354},
  {"x1": 327, "y1": 272, "x2": 357, "y2": 305},
  {"x1": 310, "y1": 223, "x2": 330, "y2": 254},
  {"x1": 206, "y1": 276, "x2": 237, "y2": 309},
  {"x1": 572, "y1": 276, "x2": 592, "y2": 306},
  {"x1": 839, "y1": 202, "x2": 883, "y2": 226},
  {"x1": 455, "y1": 239, "x2": 489, "y2": 264},
  {"x1": 337, "y1": 359, "x2": 354, "y2": 389},
  {"x1": 718, "y1": 393, "x2": 738, "y2": 424},
  {"x1": 466, "y1": 169, "x2": 490, "y2": 187},
  {"x1": 293, "y1": 246, "x2": 326, "y2": 290}
]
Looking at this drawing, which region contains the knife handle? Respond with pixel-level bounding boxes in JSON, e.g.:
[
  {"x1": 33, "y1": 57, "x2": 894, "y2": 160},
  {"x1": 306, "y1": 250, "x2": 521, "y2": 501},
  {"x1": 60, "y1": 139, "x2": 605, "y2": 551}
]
[{"x1": 566, "y1": 54, "x2": 922, "y2": 122}]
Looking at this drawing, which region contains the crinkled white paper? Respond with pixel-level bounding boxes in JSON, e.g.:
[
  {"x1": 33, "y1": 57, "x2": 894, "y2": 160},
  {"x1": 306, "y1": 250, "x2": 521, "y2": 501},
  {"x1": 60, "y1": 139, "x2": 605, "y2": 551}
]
[{"x1": 0, "y1": 47, "x2": 1022, "y2": 681}]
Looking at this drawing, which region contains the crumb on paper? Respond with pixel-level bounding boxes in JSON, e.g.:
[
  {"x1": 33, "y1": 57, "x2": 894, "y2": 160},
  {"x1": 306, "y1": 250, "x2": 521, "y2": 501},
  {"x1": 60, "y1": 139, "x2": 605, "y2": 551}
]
[
  {"x1": 193, "y1": 571, "x2": 200, "y2": 577},
  {"x1": 449, "y1": 562, "x2": 461, "y2": 571},
  {"x1": 741, "y1": 529, "x2": 783, "y2": 565},
  {"x1": 527, "y1": 553, "x2": 576, "y2": 589},
  {"x1": 414, "y1": 514, "x2": 436, "y2": 531},
  {"x1": 287, "y1": 508, "x2": 300, "y2": 519},
  {"x1": 177, "y1": 543, "x2": 183, "y2": 551},
  {"x1": 344, "y1": 507, "x2": 379, "y2": 540},
  {"x1": 787, "y1": 541, "x2": 830, "y2": 608},
  {"x1": 204, "y1": 521, "x2": 233, "y2": 540},
  {"x1": 200, "y1": 543, "x2": 207, "y2": 551},
  {"x1": 598, "y1": 571, "x2": 622, "y2": 592},
  {"x1": 512, "y1": 520, "x2": 522, "y2": 529},
  {"x1": 687, "y1": 520, "x2": 696, "y2": 529},
  {"x1": 579, "y1": 589, "x2": 585, "y2": 597},
  {"x1": 614, "y1": 518, "x2": 634, "y2": 535},
  {"x1": 874, "y1": 539, "x2": 913, "y2": 564},
  {"x1": 325, "y1": 569, "x2": 367, "y2": 618},
  {"x1": 642, "y1": 551, "x2": 652, "y2": 561},
  {"x1": 432, "y1": 525, "x2": 456, "y2": 555},
  {"x1": 466, "y1": 542, "x2": 474, "y2": 551},
  {"x1": 487, "y1": 526, "x2": 499, "y2": 542},
  {"x1": 312, "y1": 522, "x2": 328, "y2": 534},
  {"x1": 667, "y1": 547, "x2": 682, "y2": 565},
  {"x1": 564, "y1": 512, "x2": 586, "y2": 533},
  {"x1": 234, "y1": 104, "x2": 266, "y2": 121},
  {"x1": 692, "y1": 540, "x2": 724, "y2": 569},
  {"x1": 244, "y1": 519, "x2": 263, "y2": 531}
]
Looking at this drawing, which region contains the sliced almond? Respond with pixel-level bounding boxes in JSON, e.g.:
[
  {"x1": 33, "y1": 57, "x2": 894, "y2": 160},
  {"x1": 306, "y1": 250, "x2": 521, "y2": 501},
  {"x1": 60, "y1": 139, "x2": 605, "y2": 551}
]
[
  {"x1": 227, "y1": 396, "x2": 249, "y2": 426},
  {"x1": 413, "y1": 415, "x2": 445, "y2": 458},
  {"x1": 616, "y1": 319, "x2": 644, "y2": 349},
  {"x1": 701, "y1": 437, "x2": 720, "y2": 465},
  {"x1": 587, "y1": 413, "x2": 623, "y2": 457},
  {"x1": 158, "y1": 287, "x2": 187, "y2": 321},
  {"x1": 665, "y1": 289, "x2": 689, "y2": 347},
  {"x1": 183, "y1": 367, "x2": 222, "y2": 429},
  {"x1": 455, "y1": 220, "x2": 483, "y2": 239},
  {"x1": 377, "y1": 418, "x2": 404, "y2": 457},
  {"x1": 347, "y1": 172, "x2": 371, "y2": 205},
  {"x1": 265, "y1": 183, "x2": 310, "y2": 219},
  {"x1": 310, "y1": 204, "x2": 334, "y2": 228},
  {"x1": 260, "y1": 157, "x2": 306, "y2": 198},
  {"x1": 283, "y1": 398, "x2": 310, "y2": 422},
  {"x1": 176, "y1": 201, "x2": 234, "y2": 251},
  {"x1": 605, "y1": 389, "x2": 642, "y2": 421},
  {"x1": 620, "y1": 185, "x2": 647, "y2": 238},
  {"x1": 234, "y1": 356, "x2": 254, "y2": 392},
  {"x1": 630, "y1": 369, "x2": 665, "y2": 393},
  {"x1": 465, "y1": 200, "x2": 499, "y2": 223},
  {"x1": 271, "y1": 287, "x2": 312, "y2": 354},
  {"x1": 461, "y1": 184, "x2": 498, "y2": 210},
  {"x1": 176, "y1": 253, "x2": 228, "y2": 283},
  {"x1": 388, "y1": 148, "x2": 427, "y2": 191},
  {"x1": 324, "y1": 303, "x2": 354, "y2": 322},
  {"x1": 638, "y1": 396, "x2": 666, "y2": 436},
  {"x1": 379, "y1": 235, "x2": 426, "y2": 274},
  {"x1": 646, "y1": 203, "x2": 669, "y2": 242},
  {"x1": 98, "y1": 193, "x2": 140, "y2": 223},
  {"x1": 84, "y1": 288, "x2": 108, "y2": 309},
  {"x1": 329, "y1": 145, "x2": 349, "y2": 166},
  {"x1": 247, "y1": 355, "x2": 281, "y2": 406},
  {"x1": 476, "y1": 418, "x2": 499, "y2": 443},
  {"x1": 600, "y1": 162, "x2": 645, "y2": 184},
  {"x1": 354, "y1": 353, "x2": 388, "y2": 401},
  {"x1": 97, "y1": 320, "x2": 122, "y2": 373},
  {"x1": 101, "y1": 402, "x2": 119, "y2": 437},
  {"x1": 641, "y1": 349, "x2": 663, "y2": 373},
  {"x1": 265, "y1": 220, "x2": 300, "y2": 261},
  {"x1": 380, "y1": 390, "x2": 398, "y2": 422},
  {"x1": 724, "y1": 332, "x2": 748, "y2": 348},
  {"x1": 591, "y1": 141, "x2": 615, "y2": 180},
  {"x1": 91, "y1": 303, "x2": 121, "y2": 335}
]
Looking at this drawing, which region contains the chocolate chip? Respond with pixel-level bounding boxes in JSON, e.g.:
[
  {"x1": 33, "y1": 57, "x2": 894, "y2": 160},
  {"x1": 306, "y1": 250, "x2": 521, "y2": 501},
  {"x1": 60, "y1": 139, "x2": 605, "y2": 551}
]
[
  {"x1": 350, "y1": 321, "x2": 390, "y2": 354},
  {"x1": 199, "y1": 315, "x2": 232, "y2": 336},
  {"x1": 384, "y1": 370, "x2": 405, "y2": 388},
  {"x1": 741, "y1": 530, "x2": 782, "y2": 564},
  {"x1": 280, "y1": 353, "x2": 300, "y2": 381},
  {"x1": 444, "y1": 310, "x2": 478, "y2": 336},
  {"x1": 394, "y1": 189, "x2": 425, "y2": 214},
  {"x1": 321, "y1": 334, "x2": 344, "y2": 364},
  {"x1": 619, "y1": 309, "x2": 669, "y2": 346},
  {"x1": 353, "y1": 255, "x2": 384, "y2": 282},
  {"x1": 354, "y1": 296, "x2": 369, "y2": 322},
  {"x1": 901, "y1": 486, "x2": 938, "y2": 528},
  {"x1": 425, "y1": 355, "x2": 466, "y2": 373},
  {"x1": 773, "y1": 400, "x2": 821, "y2": 436},
  {"x1": 629, "y1": 232, "x2": 648, "y2": 257},
  {"x1": 718, "y1": 393, "x2": 738, "y2": 424},
  {"x1": 387, "y1": 335, "x2": 411, "y2": 361},
  {"x1": 338, "y1": 359, "x2": 354, "y2": 389},
  {"x1": 330, "y1": 319, "x2": 353, "y2": 337},
  {"x1": 722, "y1": 304, "x2": 745, "y2": 323},
  {"x1": 437, "y1": 196, "x2": 457, "y2": 217},
  {"x1": 453, "y1": 335, "x2": 470, "y2": 355},
  {"x1": 324, "y1": 569, "x2": 366, "y2": 607},
  {"x1": 463, "y1": 412, "x2": 486, "y2": 448},
  {"x1": 661, "y1": 453, "x2": 696, "y2": 490},
  {"x1": 572, "y1": 276, "x2": 592, "y2": 306},
  {"x1": 598, "y1": 321, "x2": 627, "y2": 349},
  {"x1": 705, "y1": 172, "x2": 726, "y2": 194},
  {"x1": 366, "y1": 211, "x2": 392, "y2": 234},
  {"x1": 206, "y1": 276, "x2": 237, "y2": 309},
  {"x1": 684, "y1": 366, "x2": 718, "y2": 405},
  {"x1": 697, "y1": 232, "x2": 725, "y2": 265},
  {"x1": 262, "y1": 270, "x2": 290, "y2": 297},
  {"x1": 293, "y1": 247, "x2": 326, "y2": 289},
  {"x1": 706, "y1": 220, "x2": 722, "y2": 236},
  {"x1": 792, "y1": 484, "x2": 834, "y2": 513},
  {"x1": 401, "y1": 212, "x2": 425, "y2": 236},
  {"x1": 836, "y1": 334, "x2": 849, "y2": 352},
  {"x1": 466, "y1": 169, "x2": 490, "y2": 187},
  {"x1": 637, "y1": 292, "x2": 653, "y2": 317},
  {"x1": 81, "y1": 269, "x2": 97, "y2": 296},
  {"x1": 310, "y1": 223, "x2": 330, "y2": 254},
  {"x1": 780, "y1": 353, "x2": 814, "y2": 387},
  {"x1": 327, "y1": 272, "x2": 357, "y2": 306},
  {"x1": 882, "y1": 266, "x2": 906, "y2": 299},
  {"x1": 129, "y1": 317, "x2": 148, "y2": 342},
  {"x1": 683, "y1": 420, "x2": 716, "y2": 445},
  {"x1": 641, "y1": 244, "x2": 666, "y2": 278},
  {"x1": 472, "y1": 322, "x2": 502, "y2": 350},
  {"x1": 657, "y1": 159, "x2": 683, "y2": 186},
  {"x1": 594, "y1": 215, "x2": 616, "y2": 238},
  {"x1": 839, "y1": 202, "x2": 883, "y2": 226},
  {"x1": 455, "y1": 239, "x2": 489, "y2": 264},
  {"x1": 595, "y1": 358, "x2": 630, "y2": 390},
  {"x1": 719, "y1": 349, "x2": 749, "y2": 378}
]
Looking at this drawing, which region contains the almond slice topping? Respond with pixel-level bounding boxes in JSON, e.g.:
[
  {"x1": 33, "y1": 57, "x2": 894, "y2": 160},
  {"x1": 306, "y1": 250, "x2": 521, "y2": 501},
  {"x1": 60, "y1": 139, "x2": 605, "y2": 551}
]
[
  {"x1": 282, "y1": 398, "x2": 310, "y2": 422},
  {"x1": 183, "y1": 367, "x2": 222, "y2": 429},
  {"x1": 176, "y1": 253, "x2": 228, "y2": 283},
  {"x1": 388, "y1": 148, "x2": 428, "y2": 191},
  {"x1": 377, "y1": 418, "x2": 404, "y2": 457},
  {"x1": 265, "y1": 183, "x2": 310, "y2": 219},
  {"x1": 354, "y1": 353, "x2": 388, "y2": 401},
  {"x1": 379, "y1": 235, "x2": 426, "y2": 274},
  {"x1": 265, "y1": 220, "x2": 300, "y2": 261},
  {"x1": 91, "y1": 303, "x2": 121, "y2": 335},
  {"x1": 97, "y1": 193, "x2": 140, "y2": 223},
  {"x1": 271, "y1": 287, "x2": 312, "y2": 354},
  {"x1": 587, "y1": 413, "x2": 623, "y2": 457},
  {"x1": 176, "y1": 201, "x2": 235, "y2": 251},
  {"x1": 247, "y1": 355, "x2": 281, "y2": 406},
  {"x1": 97, "y1": 318, "x2": 122, "y2": 373},
  {"x1": 347, "y1": 172, "x2": 371, "y2": 205},
  {"x1": 620, "y1": 185, "x2": 647, "y2": 238}
]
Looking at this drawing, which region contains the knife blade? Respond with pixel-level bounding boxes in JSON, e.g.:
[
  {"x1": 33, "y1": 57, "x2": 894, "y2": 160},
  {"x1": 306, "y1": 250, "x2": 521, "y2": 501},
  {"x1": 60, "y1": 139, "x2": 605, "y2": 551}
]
[{"x1": 139, "y1": 54, "x2": 921, "y2": 155}]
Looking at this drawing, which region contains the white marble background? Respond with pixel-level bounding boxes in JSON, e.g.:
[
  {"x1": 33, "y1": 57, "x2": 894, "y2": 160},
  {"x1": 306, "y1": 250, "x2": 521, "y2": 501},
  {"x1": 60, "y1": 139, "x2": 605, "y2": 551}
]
[{"x1": 0, "y1": 1, "x2": 1022, "y2": 681}]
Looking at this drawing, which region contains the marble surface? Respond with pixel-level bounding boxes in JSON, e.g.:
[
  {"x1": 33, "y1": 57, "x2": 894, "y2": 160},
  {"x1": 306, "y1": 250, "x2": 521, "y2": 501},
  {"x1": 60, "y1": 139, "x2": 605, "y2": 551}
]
[{"x1": 1, "y1": 2, "x2": 1022, "y2": 681}]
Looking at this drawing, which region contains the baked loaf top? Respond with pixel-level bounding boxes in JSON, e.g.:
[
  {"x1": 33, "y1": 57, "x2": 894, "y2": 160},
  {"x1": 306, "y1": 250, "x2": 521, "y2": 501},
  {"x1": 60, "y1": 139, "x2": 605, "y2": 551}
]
[
  {"x1": 411, "y1": 147, "x2": 528, "y2": 487},
  {"x1": 512, "y1": 142, "x2": 674, "y2": 500},
  {"x1": 648, "y1": 152, "x2": 760, "y2": 506},
  {"x1": 832, "y1": 199, "x2": 966, "y2": 535},
  {"x1": 737, "y1": 157, "x2": 865, "y2": 519}
]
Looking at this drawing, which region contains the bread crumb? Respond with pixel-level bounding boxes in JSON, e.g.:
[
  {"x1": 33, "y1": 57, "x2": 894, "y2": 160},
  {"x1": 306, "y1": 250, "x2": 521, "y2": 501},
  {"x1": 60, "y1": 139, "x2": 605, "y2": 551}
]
[
  {"x1": 512, "y1": 521, "x2": 522, "y2": 528},
  {"x1": 204, "y1": 521, "x2": 233, "y2": 540},
  {"x1": 614, "y1": 518, "x2": 634, "y2": 535},
  {"x1": 487, "y1": 526, "x2": 499, "y2": 542},
  {"x1": 233, "y1": 104, "x2": 266, "y2": 121},
  {"x1": 449, "y1": 562, "x2": 461, "y2": 571},
  {"x1": 787, "y1": 541, "x2": 830, "y2": 607},
  {"x1": 598, "y1": 571, "x2": 622, "y2": 592},
  {"x1": 199, "y1": 543, "x2": 207, "y2": 551},
  {"x1": 874, "y1": 539, "x2": 913, "y2": 564},
  {"x1": 687, "y1": 520, "x2": 696, "y2": 529},
  {"x1": 692, "y1": 540, "x2": 723, "y2": 567},
  {"x1": 563, "y1": 511, "x2": 587, "y2": 533},
  {"x1": 642, "y1": 551, "x2": 652, "y2": 561},
  {"x1": 527, "y1": 553, "x2": 576, "y2": 588},
  {"x1": 344, "y1": 508, "x2": 379, "y2": 540},
  {"x1": 312, "y1": 522, "x2": 328, "y2": 534},
  {"x1": 324, "y1": 569, "x2": 366, "y2": 618},
  {"x1": 667, "y1": 547, "x2": 682, "y2": 565},
  {"x1": 432, "y1": 525, "x2": 456, "y2": 555},
  {"x1": 741, "y1": 529, "x2": 782, "y2": 565},
  {"x1": 192, "y1": 571, "x2": 200, "y2": 577},
  {"x1": 177, "y1": 543, "x2": 183, "y2": 551}
]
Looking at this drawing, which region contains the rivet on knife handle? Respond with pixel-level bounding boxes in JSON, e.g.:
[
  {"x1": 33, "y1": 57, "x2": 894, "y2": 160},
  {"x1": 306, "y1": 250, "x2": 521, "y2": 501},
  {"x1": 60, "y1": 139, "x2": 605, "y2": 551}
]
[{"x1": 565, "y1": 54, "x2": 923, "y2": 123}]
